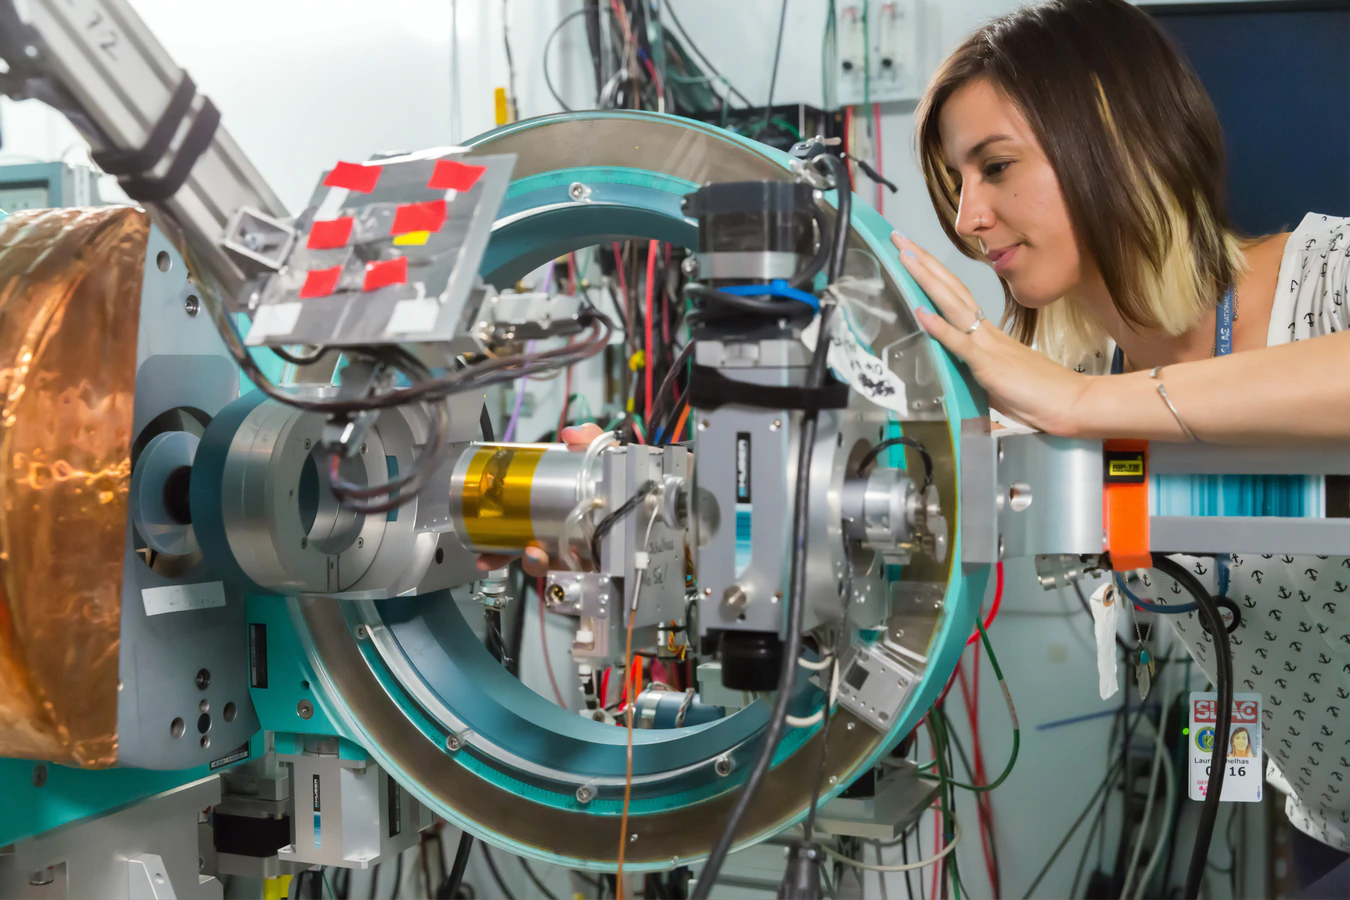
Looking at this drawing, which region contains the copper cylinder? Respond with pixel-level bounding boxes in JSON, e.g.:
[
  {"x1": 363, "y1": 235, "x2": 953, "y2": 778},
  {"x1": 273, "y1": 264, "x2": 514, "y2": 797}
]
[{"x1": 0, "y1": 207, "x2": 148, "y2": 767}]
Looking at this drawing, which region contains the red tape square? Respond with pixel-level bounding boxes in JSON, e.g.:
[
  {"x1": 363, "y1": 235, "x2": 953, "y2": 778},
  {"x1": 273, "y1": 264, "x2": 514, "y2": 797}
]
[
  {"x1": 306, "y1": 217, "x2": 354, "y2": 250},
  {"x1": 300, "y1": 266, "x2": 342, "y2": 299},
  {"x1": 391, "y1": 200, "x2": 448, "y2": 236},
  {"x1": 323, "y1": 161, "x2": 382, "y2": 193},
  {"x1": 427, "y1": 159, "x2": 486, "y2": 192},
  {"x1": 363, "y1": 256, "x2": 408, "y2": 292}
]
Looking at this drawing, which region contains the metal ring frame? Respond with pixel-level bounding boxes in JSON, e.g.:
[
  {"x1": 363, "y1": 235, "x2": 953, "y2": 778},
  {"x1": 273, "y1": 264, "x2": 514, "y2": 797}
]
[{"x1": 284, "y1": 111, "x2": 989, "y2": 870}]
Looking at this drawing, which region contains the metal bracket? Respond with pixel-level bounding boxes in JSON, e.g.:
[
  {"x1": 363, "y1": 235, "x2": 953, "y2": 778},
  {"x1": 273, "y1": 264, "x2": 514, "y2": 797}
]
[{"x1": 836, "y1": 640, "x2": 925, "y2": 732}]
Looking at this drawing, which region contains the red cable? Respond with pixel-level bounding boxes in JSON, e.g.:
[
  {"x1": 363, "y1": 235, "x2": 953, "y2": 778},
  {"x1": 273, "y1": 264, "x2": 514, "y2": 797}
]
[
  {"x1": 932, "y1": 806, "x2": 942, "y2": 900},
  {"x1": 872, "y1": 102, "x2": 884, "y2": 215},
  {"x1": 966, "y1": 561, "x2": 1004, "y2": 646},
  {"x1": 644, "y1": 239, "x2": 657, "y2": 422},
  {"x1": 843, "y1": 106, "x2": 856, "y2": 192},
  {"x1": 958, "y1": 662, "x2": 998, "y2": 894}
]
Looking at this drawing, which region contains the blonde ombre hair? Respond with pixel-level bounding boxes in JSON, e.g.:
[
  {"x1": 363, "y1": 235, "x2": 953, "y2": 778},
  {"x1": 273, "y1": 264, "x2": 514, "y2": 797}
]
[{"x1": 915, "y1": 0, "x2": 1245, "y2": 365}]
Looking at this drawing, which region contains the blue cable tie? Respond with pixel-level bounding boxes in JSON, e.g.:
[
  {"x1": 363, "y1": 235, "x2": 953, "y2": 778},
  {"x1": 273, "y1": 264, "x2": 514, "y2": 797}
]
[
  {"x1": 716, "y1": 279, "x2": 821, "y2": 310},
  {"x1": 1114, "y1": 573, "x2": 1199, "y2": 614}
]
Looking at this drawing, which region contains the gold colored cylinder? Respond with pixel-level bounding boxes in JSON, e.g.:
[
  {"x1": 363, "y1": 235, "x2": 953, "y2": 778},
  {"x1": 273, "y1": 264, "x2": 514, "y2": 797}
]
[
  {"x1": 0, "y1": 208, "x2": 148, "y2": 767},
  {"x1": 449, "y1": 443, "x2": 590, "y2": 555}
]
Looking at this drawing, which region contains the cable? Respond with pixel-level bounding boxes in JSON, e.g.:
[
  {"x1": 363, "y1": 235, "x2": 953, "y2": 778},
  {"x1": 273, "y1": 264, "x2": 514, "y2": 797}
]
[
  {"x1": 617, "y1": 502, "x2": 663, "y2": 886},
  {"x1": 1115, "y1": 573, "x2": 1199, "y2": 614},
  {"x1": 502, "y1": 0, "x2": 518, "y2": 119},
  {"x1": 965, "y1": 561, "x2": 1003, "y2": 648},
  {"x1": 1121, "y1": 647, "x2": 1170, "y2": 899},
  {"x1": 1148, "y1": 554, "x2": 1231, "y2": 900},
  {"x1": 443, "y1": 832, "x2": 473, "y2": 900},
  {"x1": 691, "y1": 154, "x2": 848, "y2": 900},
  {"x1": 590, "y1": 479, "x2": 659, "y2": 566},
  {"x1": 519, "y1": 860, "x2": 558, "y2": 900},
  {"x1": 820, "y1": 823, "x2": 962, "y2": 873},
  {"x1": 480, "y1": 845, "x2": 516, "y2": 900},
  {"x1": 662, "y1": 1, "x2": 754, "y2": 107},
  {"x1": 872, "y1": 102, "x2": 884, "y2": 215},
  {"x1": 390, "y1": 851, "x2": 403, "y2": 900},
  {"x1": 270, "y1": 344, "x2": 328, "y2": 367},
  {"x1": 367, "y1": 862, "x2": 380, "y2": 900},
  {"x1": 543, "y1": 9, "x2": 601, "y2": 111},
  {"x1": 762, "y1": 0, "x2": 790, "y2": 131},
  {"x1": 644, "y1": 239, "x2": 657, "y2": 422},
  {"x1": 919, "y1": 617, "x2": 1018, "y2": 793},
  {"x1": 537, "y1": 582, "x2": 568, "y2": 707},
  {"x1": 857, "y1": 436, "x2": 933, "y2": 488}
]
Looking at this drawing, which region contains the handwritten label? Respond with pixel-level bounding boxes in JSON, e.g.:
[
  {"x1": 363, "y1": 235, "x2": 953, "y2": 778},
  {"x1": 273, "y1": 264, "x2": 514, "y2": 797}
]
[{"x1": 801, "y1": 308, "x2": 909, "y2": 413}]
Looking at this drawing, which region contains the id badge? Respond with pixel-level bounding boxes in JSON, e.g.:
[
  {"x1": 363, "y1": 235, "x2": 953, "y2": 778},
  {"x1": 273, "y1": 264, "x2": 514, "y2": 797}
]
[{"x1": 1188, "y1": 692, "x2": 1262, "y2": 802}]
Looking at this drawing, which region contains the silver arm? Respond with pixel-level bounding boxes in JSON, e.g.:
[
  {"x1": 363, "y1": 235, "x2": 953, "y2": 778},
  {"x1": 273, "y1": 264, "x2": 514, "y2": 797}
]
[{"x1": 0, "y1": 0, "x2": 289, "y2": 297}]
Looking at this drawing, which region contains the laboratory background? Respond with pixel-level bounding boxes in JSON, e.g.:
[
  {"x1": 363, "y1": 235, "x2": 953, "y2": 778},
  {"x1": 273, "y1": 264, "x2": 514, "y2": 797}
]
[{"x1": 0, "y1": 1, "x2": 1347, "y2": 899}]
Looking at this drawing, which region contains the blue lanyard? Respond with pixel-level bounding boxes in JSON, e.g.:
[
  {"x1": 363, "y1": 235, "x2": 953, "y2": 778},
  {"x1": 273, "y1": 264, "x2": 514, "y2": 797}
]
[{"x1": 1111, "y1": 285, "x2": 1235, "y2": 374}]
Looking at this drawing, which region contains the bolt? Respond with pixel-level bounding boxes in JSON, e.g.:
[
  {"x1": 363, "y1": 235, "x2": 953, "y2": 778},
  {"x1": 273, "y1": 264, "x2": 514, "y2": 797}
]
[
  {"x1": 446, "y1": 734, "x2": 463, "y2": 752},
  {"x1": 698, "y1": 418, "x2": 710, "y2": 432},
  {"x1": 357, "y1": 537, "x2": 365, "y2": 548},
  {"x1": 184, "y1": 294, "x2": 199, "y2": 317},
  {"x1": 304, "y1": 438, "x2": 312, "y2": 450},
  {"x1": 629, "y1": 834, "x2": 638, "y2": 843},
  {"x1": 847, "y1": 722, "x2": 856, "y2": 731},
  {"x1": 576, "y1": 785, "x2": 594, "y2": 804},
  {"x1": 360, "y1": 442, "x2": 367, "y2": 455},
  {"x1": 297, "y1": 700, "x2": 314, "y2": 720},
  {"x1": 355, "y1": 625, "x2": 369, "y2": 641},
  {"x1": 703, "y1": 588, "x2": 712, "y2": 597},
  {"x1": 998, "y1": 536, "x2": 1005, "y2": 559},
  {"x1": 28, "y1": 869, "x2": 53, "y2": 887},
  {"x1": 722, "y1": 585, "x2": 748, "y2": 613},
  {"x1": 31, "y1": 764, "x2": 47, "y2": 788},
  {"x1": 568, "y1": 182, "x2": 591, "y2": 201},
  {"x1": 771, "y1": 419, "x2": 782, "y2": 431},
  {"x1": 715, "y1": 756, "x2": 733, "y2": 777}
]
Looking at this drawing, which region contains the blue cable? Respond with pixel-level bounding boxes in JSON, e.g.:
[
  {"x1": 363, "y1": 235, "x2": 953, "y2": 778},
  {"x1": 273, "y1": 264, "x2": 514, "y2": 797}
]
[
  {"x1": 1114, "y1": 573, "x2": 1199, "y2": 614},
  {"x1": 715, "y1": 279, "x2": 821, "y2": 310}
]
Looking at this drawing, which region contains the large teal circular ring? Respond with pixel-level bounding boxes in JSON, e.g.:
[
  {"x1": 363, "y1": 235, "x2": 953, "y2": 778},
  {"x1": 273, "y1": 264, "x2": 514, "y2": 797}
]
[{"x1": 287, "y1": 111, "x2": 990, "y2": 871}]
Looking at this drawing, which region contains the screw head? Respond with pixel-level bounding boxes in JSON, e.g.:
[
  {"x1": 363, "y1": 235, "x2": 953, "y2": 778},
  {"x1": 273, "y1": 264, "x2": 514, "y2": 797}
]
[
  {"x1": 576, "y1": 785, "x2": 593, "y2": 804},
  {"x1": 715, "y1": 756, "x2": 732, "y2": 777},
  {"x1": 446, "y1": 734, "x2": 463, "y2": 752},
  {"x1": 304, "y1": 438, "x2": 312, "y2": 450},
  {"x1": 357, "y1": 537, "x2": 365, "y2": 548},
  {"x1": 184, "y1": 294, "x2": 200, "y2": 317},
  {"x1": 355, "y1": 624, "x2": 370, "y2": 640},
  {"x1": 301, "y1": 537, "x2": 308, "y2": 549},
  {"x1": 568, "y1": 182, "x2": 591, "y2": 201},
  {"x1": 297, "y1": 700, "x2": 314, "y2": 720},
  {"x1": 360, "y1": 443, "x2": 367, "y2": 455}
]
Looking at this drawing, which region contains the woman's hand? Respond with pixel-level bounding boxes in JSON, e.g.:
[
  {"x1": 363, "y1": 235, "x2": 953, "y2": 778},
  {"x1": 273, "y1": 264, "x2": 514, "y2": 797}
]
[
  {"x1": 892, "y1": 233, "x2": 1093, "y2": 435},
  {"x1": 475, "y1": 422, "x2": 606, "y2": 576}
]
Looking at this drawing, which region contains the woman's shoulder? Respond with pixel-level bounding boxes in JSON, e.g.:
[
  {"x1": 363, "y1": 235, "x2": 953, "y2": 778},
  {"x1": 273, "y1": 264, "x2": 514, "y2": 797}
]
[
  {"x1": 1282, "y1": 212, "x2": 1350, "y2": 253},
  {"x1": 1268, "y1": 212, "x2": 1350, "y2": 344}
]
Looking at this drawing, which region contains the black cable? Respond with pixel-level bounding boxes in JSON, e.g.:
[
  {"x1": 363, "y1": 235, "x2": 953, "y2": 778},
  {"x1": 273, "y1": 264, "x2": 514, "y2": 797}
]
[
  {"x1": 391, "y1": 852, "x2": 403, "y2": 900},
  {"x1": 519, "y1": 860, "x2": 558, "y2": 900},
  {"x1": 480, "y1": 845, "x2": 516, "y2": 900},
  {"x1": 762, "y1": 0, "x2": 790, "y2": 131},
  {"x1": 590, "y1": 479, "x2": 659, "y2": 565},
  {"x1": 692, "y1": 153, "x2": 848, "y2": 900},
  {"x1": 788, "y1": 205, "x2": 833, "y2": 291},
  {"x1": 501, "y1": 0, "x2": 518, "y2": 119},
  {"x1": 543, "y1": 9, "x2": 591, "y2": 112},
  {"x1": 662, "y1": 2, "x2": 754, "y2": 107},
  {"x1": 647, "y1": 341, "x2": 694, "y2": 442},
  {"x1": 683, "y1": 283, "x2": 817, "y2": 327},
  {"x1": 480, "y1": 403, "x2": 495, "y2": 442},
  {"x1": 271, "y1": 344, "x2": 329, "y2": 367},
  {"x1": 857, "y1": 436, "x2": 933, "y2": 488},
  {"x1": 898, "y1": 835, "x2": 915, "y2": 900},
  {"x1": 1149, "y1": 554, "x2": 1232, "y2": 900},
  {"x1": 945, "y1": 711, "x2": 1002, "y2": 897}
]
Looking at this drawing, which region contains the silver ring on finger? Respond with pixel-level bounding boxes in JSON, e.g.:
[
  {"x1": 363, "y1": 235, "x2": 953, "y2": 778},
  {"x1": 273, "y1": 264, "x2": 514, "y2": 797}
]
[{"x1": 964, "y1": 309, "x2": 987, "y2": 335}]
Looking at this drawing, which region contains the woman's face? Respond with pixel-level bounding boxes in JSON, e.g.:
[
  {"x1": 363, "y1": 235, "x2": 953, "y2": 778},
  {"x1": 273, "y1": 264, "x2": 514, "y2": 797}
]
[
  {"x1": 938, "y1": 78, "x2": 1093, "y2": 308},
  {"x1": 1233, "y1": 730, "x2": 1250, "y2": 754}
]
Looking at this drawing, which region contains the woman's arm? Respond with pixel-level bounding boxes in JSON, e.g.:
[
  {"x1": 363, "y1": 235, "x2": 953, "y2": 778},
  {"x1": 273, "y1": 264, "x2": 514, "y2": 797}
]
[
  {"x1": 1072, "y1": 334, "x2": 1350, "y2": 444},
  {"x1": 893, "y1": 233, "x2": 1350, "y2": 444}
]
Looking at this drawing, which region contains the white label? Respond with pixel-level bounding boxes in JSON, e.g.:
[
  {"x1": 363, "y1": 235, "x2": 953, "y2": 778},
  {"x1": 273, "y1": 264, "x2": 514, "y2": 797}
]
[
  {"x1": 248, "y1": 302, "x2": 302, "y2": 340},
  {"x1": 384, "y1": 299, "x2": 440, "y2": 335},
  {"x1": 142, "y1": 582, "x2": 227, "y2": 617},
  {"x1": 1188, "y1": 692, "x2": 1262, "y2": 802},
  {"x1": 801, "y1": 307, "x2": 909, "y2": 413},
  {"x1": 314, "y1": 186, "x2": 350, "y2": 222},
  {"x1": 1089, "y1": 583, "x2": 1120, "y2": 700}
]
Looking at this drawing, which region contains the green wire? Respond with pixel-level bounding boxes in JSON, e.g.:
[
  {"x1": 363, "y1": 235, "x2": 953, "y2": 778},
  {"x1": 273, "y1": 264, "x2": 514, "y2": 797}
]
[
  {"x1": 322, "y1": 870, "x2": 335, "y2": 899},
  {"x1": 920, "y1": 616, "x2": 1021, "y2": 792},
  {"x1": 927, "y1": 712, "x2": 958, "y2": 900},
  {"x1": 862, "y1": 1, "x2": 871, "y2": 110}
]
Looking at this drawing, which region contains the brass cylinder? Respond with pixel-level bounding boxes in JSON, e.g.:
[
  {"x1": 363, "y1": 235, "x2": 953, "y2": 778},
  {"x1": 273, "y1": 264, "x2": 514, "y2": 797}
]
[
  {"x1": 0, "y1": 208, "x2": 148, "y2": 767},
  {"x1": 447, "y1": 442, "x2": 593, "y2": 556}
]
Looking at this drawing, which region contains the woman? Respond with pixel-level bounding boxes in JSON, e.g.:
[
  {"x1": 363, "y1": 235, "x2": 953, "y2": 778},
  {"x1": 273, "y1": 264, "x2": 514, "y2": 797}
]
[
  {"x1": 1230, "y1": 727, "x2": 1257, "y2": 760},
  {"x1": 896, "y1": 0, "x2": 1350, "y2": 872}
]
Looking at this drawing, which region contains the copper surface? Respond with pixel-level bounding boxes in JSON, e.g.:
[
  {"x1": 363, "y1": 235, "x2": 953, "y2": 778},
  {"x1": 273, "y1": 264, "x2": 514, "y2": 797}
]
[
  {"x1": 459, "y1": 444, "x2": 545, "y2": 548},
  {"x1": 0, "y1": 207, "x2": 148, "y2": 767}
]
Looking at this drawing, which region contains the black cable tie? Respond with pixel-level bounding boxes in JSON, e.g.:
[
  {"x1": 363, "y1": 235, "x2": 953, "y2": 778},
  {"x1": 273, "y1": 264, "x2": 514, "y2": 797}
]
[
  {"x1": 687, "y1": 364, "x2": 850, "y2": 413},
  {"x1": 119, "y1": 96, "x2": 221, "y2": 204},
  {"x1": 91, "y1": 72, "x2": 197, "y2": 177}
]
